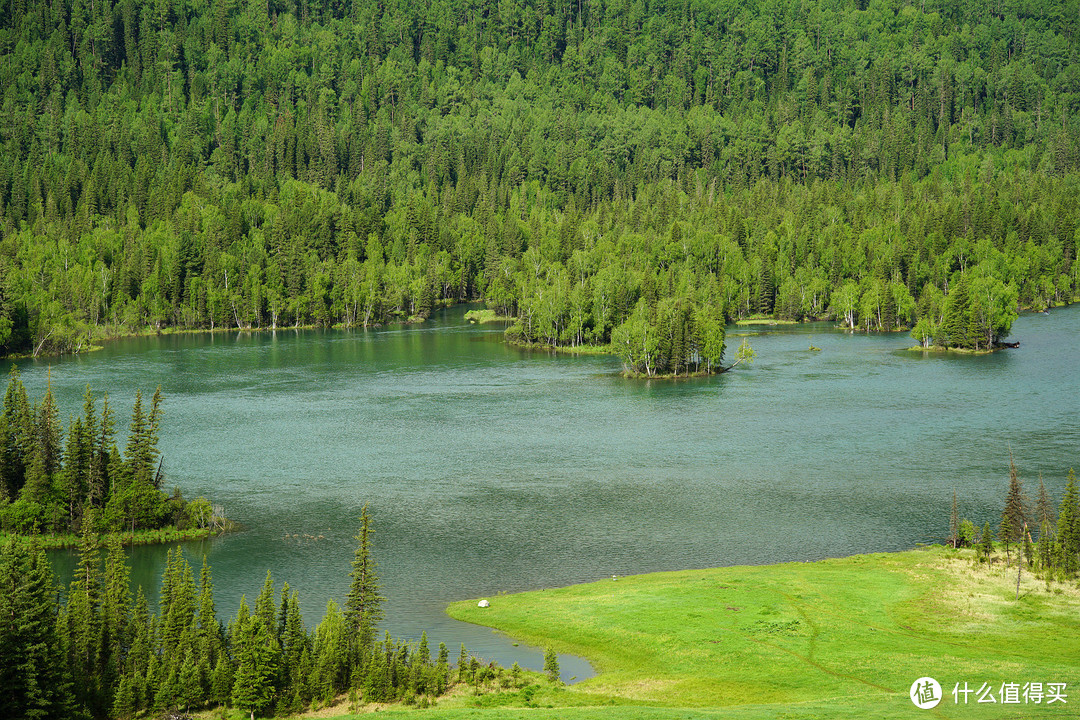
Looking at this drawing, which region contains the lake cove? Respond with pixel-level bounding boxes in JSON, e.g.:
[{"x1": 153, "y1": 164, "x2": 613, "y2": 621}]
[{"x1": 23, "y1": 303, "x2": 1080, "y2": 675}]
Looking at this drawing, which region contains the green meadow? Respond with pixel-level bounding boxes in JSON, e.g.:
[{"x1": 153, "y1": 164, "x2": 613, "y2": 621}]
[{"x1": 347, "y1": 547, "x2": 1078, "y2": 720}]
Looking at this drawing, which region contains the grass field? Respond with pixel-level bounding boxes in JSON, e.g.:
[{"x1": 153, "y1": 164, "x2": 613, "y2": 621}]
[{"x1": 258, "y1": 547, "x2": 1079, "y2": 720}]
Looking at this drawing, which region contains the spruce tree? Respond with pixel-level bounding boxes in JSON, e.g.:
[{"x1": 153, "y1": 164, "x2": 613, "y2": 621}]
[
  {"x1": 544, "y1": 646, "x2": 561, "y2": 683},
  {"x1": 94, "y1": 392, "x2": 116, "y2": 511},
  {"x1": 80, "y1": 386, "x2": 99, "y2": 508},
  {"x1": 254, "y1": 570, "x2": 278, "y2": 634},
  {"x1": 1035, "y1": 474, "x2": 1056, "y2": 536},
  {"x1": 63, "y1": 523, "x2": 105, "y2": 715},
  {"x1": 457, "y1": 644, "x2": 469, "y2": 683},
  {"x1": 101, "y1": 533, "x2": 131, "y2": 693},
  {"x1": 34, "y1": 375, "x2": 62, "y2": 479},
  {"x1": 113, "y1": 672, "x2": 137, "y2": 719},
  {"x1": 312, "y1": 599, "x2": 348, "y2": 700},
  {"x1": 0, "y1": 366, "x2": 32, "y2": 501},
  {"x1": 210, "y1": 651, "x2": 234, "y2": 706},
  {"x1": 1039, "y1": 519, "x2": 1054, "y2": 573},
  {"x1": 280, "y1": 589, "x2": 308, "y2": 687},
  {"x1": 231, "y1": 616, "x2": 278, "y2": 720},
  {"x1": 435, "y1": 643, "x2": 449, "y2": 694},
  {"x1": 345, "y1": 504, "x2": 383, "y2": 662},
  {"x1": 942, "y1": 274, "x2": 972, "y2": 348},
  {"x1": 125, "y1": 587, "x2": 153, "y2": 715},
  {"x1": 59, "y1": 417, "x2": 90, "y2": 529},
  {"x1": 979, "y1": 521, "x2": 995, "y2": 562},
  {"x1": 0, "y1": 542, "x2": 76, "y2": 720},
  {"x1": 196, "y1": 557, "x2": 220, "y2": 668},
  {"x1": 124, "y1": 391, "x2": 146, "y2": 482},
  {"x1": 1000, "y1": 455, "x2": 1028, "y2": 549},
  {"x1": 1055, "y1": 469, "x2": 1079, "y2": 574}
]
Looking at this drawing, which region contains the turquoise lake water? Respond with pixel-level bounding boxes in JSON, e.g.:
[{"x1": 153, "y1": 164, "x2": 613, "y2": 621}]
[{"x1": 26, "y1": 303, "x2": 1079, "y2": 679}]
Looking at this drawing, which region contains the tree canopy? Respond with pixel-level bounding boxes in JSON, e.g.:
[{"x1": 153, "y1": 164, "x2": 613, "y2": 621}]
[{"x1": 0, "y1": 0, "x2": 1076, "y2": 364}]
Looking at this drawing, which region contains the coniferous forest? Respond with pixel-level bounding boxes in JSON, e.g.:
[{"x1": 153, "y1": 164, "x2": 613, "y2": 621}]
[
  {"x1": 0, "y1": 505, "x2": 498, "y2": 720},
  {"x1": 0, "y1": 367, "x2": 225, "y2": 536},
  {"x1": 0, "y1": 0, "x2": 1078, "y2": 373}
]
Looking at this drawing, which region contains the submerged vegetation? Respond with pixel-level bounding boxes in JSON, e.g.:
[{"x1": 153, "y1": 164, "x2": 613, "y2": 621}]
[{"x1": 0, "y1": 367, "x2": 230, "y2": 540}]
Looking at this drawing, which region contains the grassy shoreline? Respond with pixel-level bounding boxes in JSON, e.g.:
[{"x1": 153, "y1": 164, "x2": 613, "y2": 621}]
[
  {"x1": 435, "y1": 546, "x2": 1078, "y2": 719},
  {"x1": 189, "y1": 546, "x2": 1078, "y2": 720}
]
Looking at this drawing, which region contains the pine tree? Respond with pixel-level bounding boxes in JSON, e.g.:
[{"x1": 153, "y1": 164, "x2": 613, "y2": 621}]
[
  {"x1": 1035, "y1": 474, "x2": 1056, "y2": 534},
  {"x1": 62, "y1": 523, "x2": 105, "y2": 715},
  {"x1": 125, "y1": 587, "x2": 153, "y2": 714},
  {"x1": 196, "y1": 557, "x2": 220, "y2": 669},
  {"x1": 0, "y1": 366, "x2": 32, "y2": 501},
  {"x1": 254, "y1": 569, "x2": 278, "y2": 634},
  {"x1": 344, "y1": 504, "x2": 383, "y2": 662},
  {"x1": 544, "y1": 646, "x2": 560, "y2": 683},
  {"x1": 457, "y1": 644, "x2": 469, "y2": 683},
  {"x1": 942, "y1": 273, "x2": 972, "y2": 348},
  {"x1": 101, "y1": 533, "x2": 131, "y2": 693},
  {"x1": 34, "y1": 374, "x2": 62, "y2": 479},
  {"x1": 231, "y1": 615, "x2": 278, "y2": 720},
  {"x1": 80, "y1": 386, "x2": 99, "y2": 509},
  {"x1": 979, "y1": 521, "x2": 995, "y2": 562},
  {"x1": 312, "y1": 599, "x2": 348, "y2": 701},
  {"x1": 210, "y1": 651, "x2": 234, "y2": 707},
  {"x1": 94, "y1": 392, "x2": 116, "y2": 511},
  {"x1": 1000, "y1": 455, "x2": 1028, "y2": 549},
  {"x1": 1055, "y1": 469, "x2": 1079, "y2": 574},
  {"x1": 435, "y1": 643, "x2": 449, "y2": 694},
  {"x1": 0, "y1": 542, "x2": 77, "y2": 720}
]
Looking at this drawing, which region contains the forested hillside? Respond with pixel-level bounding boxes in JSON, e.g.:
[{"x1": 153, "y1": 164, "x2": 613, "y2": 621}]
[{"x1": 1, "y1": 0, "x2": 1078, "y2": 369}]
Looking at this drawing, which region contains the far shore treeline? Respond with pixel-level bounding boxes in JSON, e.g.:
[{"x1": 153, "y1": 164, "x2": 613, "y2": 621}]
[
  {"x1": 0, "y1": 0, "x2": 1078, "y2": 375},
  {"x1": 0, "y1": 367, "x2": 225, "y2": 539}
]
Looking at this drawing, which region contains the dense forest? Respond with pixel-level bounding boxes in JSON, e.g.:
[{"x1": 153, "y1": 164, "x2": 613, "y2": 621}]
[
  {"x1": 0, "y1": 506, "x2": 521, "y2": 720},
  {"x1": 0, "y1": 368, "x2": 223, "y2": 536},
  {"x1": 0, "y1": 0, "x2": 1077, "y2": 371}
]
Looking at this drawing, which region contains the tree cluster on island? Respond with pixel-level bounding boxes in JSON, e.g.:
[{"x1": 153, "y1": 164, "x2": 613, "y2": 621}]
[
  {"x1": 0, "y1": 0, "x2": 1077, "y2": 373},
  {"x1": 0, "y1": 368, "x2": 225, "y2": 540},
  {"x1": 948, "y1": 461, "x2": 1080, "y2": 579},
  {"x1": 0, "y1": 505, "x2": 531, "y2": 720}
]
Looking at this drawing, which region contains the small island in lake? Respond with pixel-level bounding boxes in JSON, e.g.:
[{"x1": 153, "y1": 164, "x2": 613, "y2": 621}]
[{"x1": 0, "y1": 367, "x2": 232, "y2": 548}]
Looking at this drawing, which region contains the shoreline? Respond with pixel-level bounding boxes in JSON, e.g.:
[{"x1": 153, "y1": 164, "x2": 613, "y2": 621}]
[
  {"x1": 1, "y1": 524, "x2": 233, "y2": 550},
  {"x1": 441, "y1": 545, "x2": 1080, "y2": 716},
  {"x1": 16, "y1": 299, "x2": 1076, "y2": 363}
]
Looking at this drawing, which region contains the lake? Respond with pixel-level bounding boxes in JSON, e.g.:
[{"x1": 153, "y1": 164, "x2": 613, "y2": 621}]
[{"x1": 25, "y1": 303, "x2": 1080, "y2": 680}]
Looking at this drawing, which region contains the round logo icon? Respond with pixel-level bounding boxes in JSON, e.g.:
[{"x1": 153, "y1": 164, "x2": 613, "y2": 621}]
[{"x1": 910, "y1": 677, "x2": 942, "y2": 709}]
